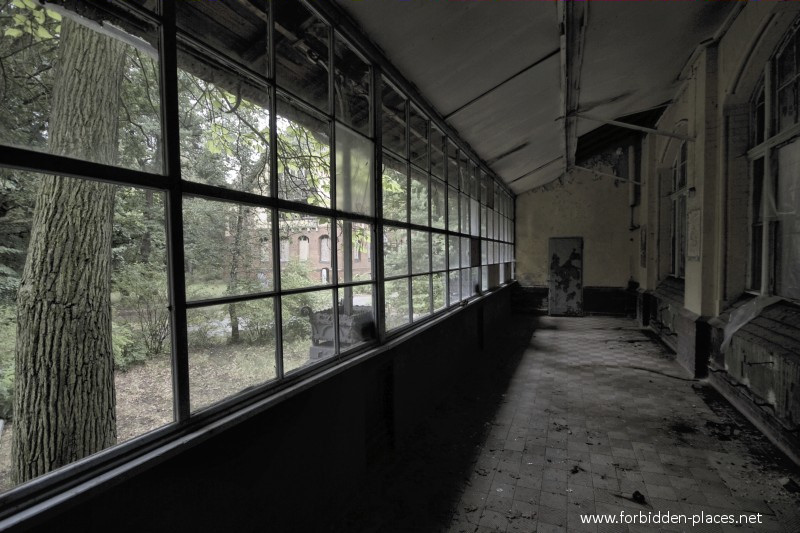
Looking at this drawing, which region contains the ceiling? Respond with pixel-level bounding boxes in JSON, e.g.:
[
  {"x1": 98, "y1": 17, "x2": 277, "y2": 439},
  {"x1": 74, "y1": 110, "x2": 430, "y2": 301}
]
[{"x1": 335, "y1": 1, "x2": 736, "y2": 195}]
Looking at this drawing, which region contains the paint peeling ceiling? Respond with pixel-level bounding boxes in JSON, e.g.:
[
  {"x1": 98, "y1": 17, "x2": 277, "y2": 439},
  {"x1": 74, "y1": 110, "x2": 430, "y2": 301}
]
[{"x1": 335, "y1": 1, "x2": 736, "y2": 195}]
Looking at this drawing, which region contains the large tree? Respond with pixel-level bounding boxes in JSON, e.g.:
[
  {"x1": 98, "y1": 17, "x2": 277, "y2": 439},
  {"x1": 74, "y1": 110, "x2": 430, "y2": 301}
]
[{"x1": 12, "y1": 16, "x2": 125, "y2": 483}]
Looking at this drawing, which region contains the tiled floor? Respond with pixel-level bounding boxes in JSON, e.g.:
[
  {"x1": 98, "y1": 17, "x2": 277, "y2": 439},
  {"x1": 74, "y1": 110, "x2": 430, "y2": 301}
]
[{"x1": 333, "y1": 315, "x2": 800, "y2": 533}]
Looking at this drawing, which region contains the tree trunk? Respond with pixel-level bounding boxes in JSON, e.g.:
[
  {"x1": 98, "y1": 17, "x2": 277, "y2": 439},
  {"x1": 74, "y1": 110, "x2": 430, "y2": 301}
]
[{"x1": 12, "y1": 18, "x2": 126, "y2": 484}]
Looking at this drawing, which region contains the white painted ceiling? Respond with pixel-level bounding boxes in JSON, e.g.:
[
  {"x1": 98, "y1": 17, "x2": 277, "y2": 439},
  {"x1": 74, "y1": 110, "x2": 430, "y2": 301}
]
[{"x1": 335, "y1": 1, "x2": 735, "y2": 194}]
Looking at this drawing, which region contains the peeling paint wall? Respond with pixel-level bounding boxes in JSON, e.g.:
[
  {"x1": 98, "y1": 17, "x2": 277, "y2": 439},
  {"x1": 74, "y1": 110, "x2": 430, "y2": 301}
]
[{"x1": 515, "y1": 167, "x2": 637, "y2": 289}]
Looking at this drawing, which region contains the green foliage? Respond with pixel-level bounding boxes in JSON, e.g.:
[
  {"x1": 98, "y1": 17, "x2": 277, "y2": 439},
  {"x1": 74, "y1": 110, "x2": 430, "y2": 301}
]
[
  {"x1": 112, "y1": 320, "x2": 148, "y2": 371},
  {"x1": 114, "y1": 262, "x2": 171, "y2": 360}
]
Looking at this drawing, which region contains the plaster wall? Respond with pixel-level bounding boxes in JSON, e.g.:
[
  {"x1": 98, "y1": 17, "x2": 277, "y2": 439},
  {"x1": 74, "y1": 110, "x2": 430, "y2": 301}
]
[{"x1": 515, "y1": 168, "x2": 636, "y2": 289}]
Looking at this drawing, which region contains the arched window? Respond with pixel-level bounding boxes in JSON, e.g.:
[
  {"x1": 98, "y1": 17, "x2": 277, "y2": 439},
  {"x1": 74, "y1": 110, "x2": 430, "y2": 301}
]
[
  {"x1": 670, "y1": 141, "x2": 688, "y2": 278},
  {"x1": 298, "y1": 235, "x2": 310, "y2": 261},
  {"x1": 319, "y1": 235, "x2": 330, "y2": 263},
  {"x1": 320, "y1": 267, "x2": 330, "y2": 283}
]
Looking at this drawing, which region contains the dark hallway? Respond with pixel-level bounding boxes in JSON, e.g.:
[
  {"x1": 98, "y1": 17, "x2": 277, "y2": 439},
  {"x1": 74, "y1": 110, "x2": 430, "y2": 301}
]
[{"x1": 332, "y1": 315, "x2": 800, "y2": 533}]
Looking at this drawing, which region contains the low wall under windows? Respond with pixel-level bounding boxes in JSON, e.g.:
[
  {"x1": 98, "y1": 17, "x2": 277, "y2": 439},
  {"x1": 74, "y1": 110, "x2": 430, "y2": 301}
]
[{"x1": 8, "y1": 286, "x2": 514, "y2": 533}]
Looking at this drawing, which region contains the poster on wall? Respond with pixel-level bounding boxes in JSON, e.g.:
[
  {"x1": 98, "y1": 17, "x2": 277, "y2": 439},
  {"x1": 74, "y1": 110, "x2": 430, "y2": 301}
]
[{"x1": 688, "y1": 208, "x2": 701, "y2": 261}]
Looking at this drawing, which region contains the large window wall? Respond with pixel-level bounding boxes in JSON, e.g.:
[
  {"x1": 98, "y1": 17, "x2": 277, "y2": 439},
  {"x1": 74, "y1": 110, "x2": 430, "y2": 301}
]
[{"x1": 0, "y1": 0, "x2": 514, "y2": 507}]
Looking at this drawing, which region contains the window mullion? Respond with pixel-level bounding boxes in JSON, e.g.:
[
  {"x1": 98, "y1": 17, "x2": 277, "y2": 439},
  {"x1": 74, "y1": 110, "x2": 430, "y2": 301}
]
[{"x1": 761, "y1": 61, "x2": 774, "y2": 295}]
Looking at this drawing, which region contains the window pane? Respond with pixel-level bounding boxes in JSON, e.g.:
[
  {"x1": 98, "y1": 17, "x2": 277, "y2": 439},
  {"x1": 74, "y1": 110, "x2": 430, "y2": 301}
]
[
  {"x1": 338, "y1": 220, "x2": 373, "y2": 282},
  {"x1": 778, "y1": 37, "x2": 796, "y2": 88},
  {"x1": 382, "y1": 152, "x2": 407, "y2": 222},
  {"x1": 184, "y1": 197, "x2": 273, "y2": 300},
  {"x1": 410, "y1": 168, "x2": 429, "y2": 226},
  {"x1": 460, "y1": 193, "x2": 470, "y2": 237},
  {"x1": 459, "y1": 152, "x2": 470, "y2": 192},
  {"x1": 431, "y1": 178, "x2": 446, "y2": 229},
  {"x1": 461, "y1": 236, "x2": 471, "y2": 268},
  {"x1": 384, "y1": 226, "x2": 409, "y2": 277},
  {"x1": 382, "y1": 79, "x2": 406, "y2": 156},
  {"x1": 409, "y1": 106, "x2": 428, "y2": 170},
  {"x1": 432, "y1": 234, "x2": 446, "y2": 271},
  {"x1": 448, "y1": 270, "x2": 461, "y2": 305},
  {"x1": 0, "y1": 172, "x2": 172, "y2": 491},
  {"x1": 447, "y1": 140, "x2": 459, "y2": 187},
  {"x1": 277, "y1": 97, "x2": 331, "y2": 207},
  {"x1": 412, "y1": 275, "x2": 431, "y2": 320},
  {"x1": 482, "y1": 240, "x2": 489, "y2": 266},
  {"x1": 448, "y1": 236, "x2": 460, "y2": 270},
  {"x1": 337, "y1": 284, "x2": 376, "y2": 352},
  {"x1": 431, "y1": 126, "x2": 446, "y2": 179},
  {"x1": 275, "y1": 1, "x2": 329, "y2": 112},
  {"x1": 778, "y1": 84, "x2": 797, "y2": 133},
  {"x1": 433, "y1": 272, "x2": 447, "y2": 311},
  {"x1": 775, "y1": 141, "x2": 800, "y2": 299},
  {"x1": 336, "y1": 124, "x2": 374, "y2": 216},
  {"x1": 411, "y1": 231, "x2": 430, "y2": 274},
  {"x1": 470, "y1": 199, "x2": 480, "y2": 236},
  {"x1": 334, "y1": 34, "x2": 371, "y2": 136},
  {"x1": 384, "y1": 279, "x2": 410, "y2": 330},
  {"x1": 282, "y1": 289, "x2": 335, "y2": 373},
  {"x1": 177, "y1": 0, "x2": 268, "y2": 76},
  {"x1": 448, "y1": 186, "x2": 460, "y2": 232},
  {"x1": 461, "y1": 268, "x2": 472, "y2": 300},
  {"x1": 0, "y1": 4, "x2": 162, "y2": 172},
  {"x1": 279, "y1": 212, "x2": 332, "y2": 290},
  {"x1": 188, "y1": 299, "x2": 276, "y2": 412},
  {"x1": 481, "y1": 205, "x2": 488, "y2": 238}
]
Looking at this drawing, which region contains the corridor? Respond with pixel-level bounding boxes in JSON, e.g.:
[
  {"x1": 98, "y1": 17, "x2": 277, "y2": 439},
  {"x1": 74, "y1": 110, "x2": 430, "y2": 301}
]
[{"x1": 333, "y1": 316, "x2": 800, "y2": 533}]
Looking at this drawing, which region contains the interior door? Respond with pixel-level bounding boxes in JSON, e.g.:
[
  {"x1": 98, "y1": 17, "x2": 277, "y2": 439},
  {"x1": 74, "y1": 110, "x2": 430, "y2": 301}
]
[{"x1": 548, "y1": 237, "x2": 583, "y2": 316}]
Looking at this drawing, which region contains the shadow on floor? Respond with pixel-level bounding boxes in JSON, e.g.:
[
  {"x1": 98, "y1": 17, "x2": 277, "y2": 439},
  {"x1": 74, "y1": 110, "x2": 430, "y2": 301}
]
[{"x1": 328, "y1": 313, "x2": 542, "y2": 532}]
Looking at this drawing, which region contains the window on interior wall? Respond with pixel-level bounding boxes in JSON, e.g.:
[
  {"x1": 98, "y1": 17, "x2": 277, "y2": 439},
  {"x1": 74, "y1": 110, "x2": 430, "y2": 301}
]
[
  {"x1": 748, "y1": 22, "x2": 800, "y2": 300},
  {"x1": 670, "y1": 141, "x2": 688, "y2": 278}
]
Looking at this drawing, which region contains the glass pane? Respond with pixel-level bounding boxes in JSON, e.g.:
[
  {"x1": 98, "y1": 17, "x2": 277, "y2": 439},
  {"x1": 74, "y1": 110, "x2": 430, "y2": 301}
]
[
  {"x1": 177, "y1": 0, "x2": 268, "y2": 76},
  {"x1": 412, "y1": 275, "x2": 431, "y2": 320},
  {"x1": 431, "y1": 126, "x2": 446, "y2": 179},
  {"x1": 448, "y1": 236, "x2": 460, "y2": 270},
  {"x1": 179, "y1": 47, "x2": 271, "y2": 196},
  {"x1": 432, "y1": 234, "x2": 447, "y2": 271},
  {"x1": 431, "y1": 178, "x2": 446, "y2": 229},
  {"x1": 460, "y1": 193, "x2": 470, "y2": 237},
  {"x1": 282, "y1": 289, "x2": 335, "y2": 373},
  {"x1": 410, "y1": 168, "x2": 429, "y2": 226},
  {"x1": 384, "y1": 279, "x2": 410, "y2": 330},
  {"x1": 188, "y1": 299, "x2": 276, "y2": 412},
  {"x1": 775, "y1": 141, "x2": 800, "y2": 299},
  {"x1": 471, "y1": 267, "x2": 481, "y2": 297},
  {"x1": 433, "y1": 272, "x2": 447, "y2": 311},
  {"x1": 482, "y1": 240, "x2": 489, "y2": 266},
  {"x1": 337, "y1": 284, "x2": 376, "y2": 352},
  {"x1": 470, "y1": 199, "x2": 480, "y2": 236},
  {"x1": 334, "y1": 34, "x2": 370, "y2": 136},
  {"x1": 382, "y1": 152, "x2": 407, "y2": 222},
  {"x1": 448, "y1": 186, "x2": 460, "y2": 232},
  {"x1": 277, "y1": 97, "x2": 331, "y2": 207},
  {"x1": 384, "y1": 226, "x2": 409, "y2": 277},
  {"x1": 778, "y1": 37, "x2": 796, "y2": 88},
  {"x1": 336, "y1": 124, "x2": 374, "y2": 216},
  {"x1": 337, "y1": 220, "x2": 373, "y2": 283},
  {"x1": 184, "y1": 197, "x2": 273, "y2": 300},
  {"x1": 481, "y1": 205, "x2": 488, "y2": 238},
  {"x1": 279, "y1": 212, "x2": 332, "y2": 290},
  {"x1": 447, "y1": 140, "x2": 459, "y2": 187},
  {"x1": 0, "y1": 171, "x2": 172, "y2": 492},
  {"x1": 778, "y1": 84, "x2": 797, "y2": 133},
  {"x1": 411, "y1": 231, "x2": 430, "y2": 274},
  {"x1": 448, "y1": 270, "x2": 461, "y2": 305},
  {"x1": 481, "y1": 267, "x2": 489, "y2": 292},
  {"x1": 275, "y1": 1, "x2": 329, "y2": 112},
  {"x1": 461, "y1": 236, "x2": 471, "y2": 268},
  {"x1": 382, "y1": 79, "x2": 406, "y2": 156},
  {"x1": 0, "y1": 4, "x2": 162, "y2": 172},
  {"x1": 409, "y1": 106, "x2": 428, "y2": 170},
  {"x1": 459, "y1": 152, "x2": 470, "y2": 192},
  {"x1": 461, "y1": 268, "x2": 472, "y2": 300}
]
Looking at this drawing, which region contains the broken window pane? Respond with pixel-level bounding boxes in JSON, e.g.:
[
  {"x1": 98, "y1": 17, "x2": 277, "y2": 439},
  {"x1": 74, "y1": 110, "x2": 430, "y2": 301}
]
[
  {"x1": 188, "y1": 298, "x2": 277, "y2": 412},
  {"x1": 184, "y1": 197, "x2": 273, "y2": 301},
  {"x1": 282, "y1": 289, "x2": 335, "y2": 373},
  {"x1": 277, "y1": 97, "x2": 331, "y2": 207},
  {"x1": 337, "y1": 220, "x2": 372, "y2": 283},
  {"x1": 382, "y1": 152, "x2": 407, "y2": 222},
  {"x1": 337, "y1": 284, "x2": 376, "y2": 352},
  {"x1": 279, "y1": 212, "x2": 332, "y2": 290}
]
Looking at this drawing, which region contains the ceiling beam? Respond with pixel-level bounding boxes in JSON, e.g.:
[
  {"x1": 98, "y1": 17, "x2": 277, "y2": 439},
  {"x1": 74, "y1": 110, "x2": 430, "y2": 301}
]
[
  {"x1": 559, "y1": 1, "x2": 587, "y2": 174},
  {"x1": 576, "y1": 112, "x2": 695, "y2": 142}
]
